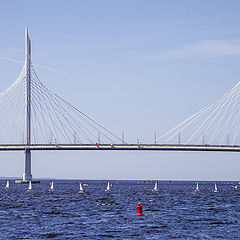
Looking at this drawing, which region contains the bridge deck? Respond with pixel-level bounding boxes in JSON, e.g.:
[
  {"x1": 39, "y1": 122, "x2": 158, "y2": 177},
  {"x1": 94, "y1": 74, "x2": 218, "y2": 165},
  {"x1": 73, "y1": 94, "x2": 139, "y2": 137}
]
[{"x1": 0, "y1": 144, "x2": 240, "y2": 152}]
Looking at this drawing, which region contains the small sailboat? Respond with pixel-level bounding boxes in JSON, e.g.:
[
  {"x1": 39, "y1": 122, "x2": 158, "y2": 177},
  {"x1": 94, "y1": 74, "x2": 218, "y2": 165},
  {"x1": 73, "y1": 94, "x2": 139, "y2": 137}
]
[
  {"x1": 79, "y1": 182, "x2": 84, "y2": 193},
  {"x1": 49, "y1": 181, "x2": 54, "y2": 191},
  {"x1": 27, "y1": 181, "x2": 32, "y2": 191},
  {"x1": 232, "y1": 185, "x2": 238, "y2": 189},
  {"x1": 214, "y1": 183, "x2": 218, "y2": 192},
  {"x1": 153, "y1": 181, "x2": 158, "y2": 191},
  {"x1": 194, "y1": 181, "x2": 199, "y2": 191},
  {"x1": 105, "y1": 182, "x2": 110, "y2": 192},
  {"x1": 5, "y1": 180, "x2": 10, "y2": 189}
]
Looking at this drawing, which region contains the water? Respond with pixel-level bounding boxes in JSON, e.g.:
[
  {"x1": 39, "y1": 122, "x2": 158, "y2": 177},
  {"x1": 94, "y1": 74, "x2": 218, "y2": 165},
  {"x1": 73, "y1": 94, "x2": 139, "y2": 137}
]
[{"x1": 0, "y1": 180, "x2": 240, "y2": 239}]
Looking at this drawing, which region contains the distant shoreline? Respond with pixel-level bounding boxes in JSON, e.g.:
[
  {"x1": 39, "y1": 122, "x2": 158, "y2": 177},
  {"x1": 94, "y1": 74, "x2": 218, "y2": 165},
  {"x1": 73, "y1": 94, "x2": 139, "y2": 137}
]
[{"x1": 0, "y1": 177, "x2": 239, "y2": 182}]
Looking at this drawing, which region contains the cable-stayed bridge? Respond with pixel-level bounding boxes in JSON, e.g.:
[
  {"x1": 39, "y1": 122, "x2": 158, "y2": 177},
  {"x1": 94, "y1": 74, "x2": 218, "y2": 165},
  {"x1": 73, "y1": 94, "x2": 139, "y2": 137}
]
[{"x1": 1, "y1": 28, "x2": 240, "y2": 182}]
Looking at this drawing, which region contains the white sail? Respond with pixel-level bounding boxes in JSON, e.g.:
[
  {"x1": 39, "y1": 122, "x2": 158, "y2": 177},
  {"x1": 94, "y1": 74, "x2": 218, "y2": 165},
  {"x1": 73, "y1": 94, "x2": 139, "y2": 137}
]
[
  {"x1": 195, "y1": 181, "x2": 199, "y2": 191},
  {"x1": 5, "y1": 180, "x2": 9, "y2": 189},
  {"x1": 79, "y1": 182, "x2": 84, "y2": 193},
  {"x1": 214, "y1": 183, "x2": 218, "y2": 192},
  {"x1": 153, "y1": 182, "x2": 158, "y2": 191},
  {"x1": 105, "y1": 182, "x2": 110, "y2": 191},
  {"x1": 28, "y1": 181, "x2": 32, "y2": 191},
  {"x1": 50, "y1": 181, "x2": 54, "y2": 190}
]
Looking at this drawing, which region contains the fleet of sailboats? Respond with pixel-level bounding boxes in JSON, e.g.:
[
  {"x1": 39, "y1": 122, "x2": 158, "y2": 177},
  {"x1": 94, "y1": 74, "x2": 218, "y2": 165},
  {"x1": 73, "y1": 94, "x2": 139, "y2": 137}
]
[
  {"x1": 2, "y1": 181, "x2": 240, "y2": 193},
  {"x1": 194, "y1": 181, "x2": 221, "y2": 192}
]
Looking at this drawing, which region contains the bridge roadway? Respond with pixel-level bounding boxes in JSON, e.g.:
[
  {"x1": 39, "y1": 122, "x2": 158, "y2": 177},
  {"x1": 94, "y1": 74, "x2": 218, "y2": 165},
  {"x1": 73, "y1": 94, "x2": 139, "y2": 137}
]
[{"x1": 0, "y1": 144, "x2": 240, "y2": 152}]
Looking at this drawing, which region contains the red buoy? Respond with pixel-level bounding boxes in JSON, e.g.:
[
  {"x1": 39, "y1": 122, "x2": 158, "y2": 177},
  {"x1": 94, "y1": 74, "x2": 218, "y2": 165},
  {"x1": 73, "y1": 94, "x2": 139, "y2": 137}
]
[{"x1": 136, "y1": 202, "x2": 144, "y2": 216}]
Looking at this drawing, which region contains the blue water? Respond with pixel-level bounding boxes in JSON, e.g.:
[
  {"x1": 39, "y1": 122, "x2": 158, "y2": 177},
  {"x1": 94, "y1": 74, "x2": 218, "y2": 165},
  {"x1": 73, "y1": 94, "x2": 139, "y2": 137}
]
[{"x1": 0, "y1": 180, "x2": 239, "y2": 239}]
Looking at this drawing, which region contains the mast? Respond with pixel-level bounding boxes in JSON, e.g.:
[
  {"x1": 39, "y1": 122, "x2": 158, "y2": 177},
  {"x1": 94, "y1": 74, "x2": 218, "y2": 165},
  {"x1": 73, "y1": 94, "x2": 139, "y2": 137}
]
[{"x1": 23, "y1": 27, "x2": 32, "y2": 181}]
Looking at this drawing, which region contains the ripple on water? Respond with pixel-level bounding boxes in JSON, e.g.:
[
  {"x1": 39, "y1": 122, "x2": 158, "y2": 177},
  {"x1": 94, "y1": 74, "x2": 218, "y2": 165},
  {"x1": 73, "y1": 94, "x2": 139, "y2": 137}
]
[{"x1": 42, "y1": 233, "x2": 63, "y2": 238}]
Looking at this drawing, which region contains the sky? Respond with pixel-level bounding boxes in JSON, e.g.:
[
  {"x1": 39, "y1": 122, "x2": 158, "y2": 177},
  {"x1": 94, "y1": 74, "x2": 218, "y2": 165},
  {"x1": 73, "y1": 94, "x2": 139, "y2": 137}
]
[{"x1": 1, "y1": 1, "x2": 240, "y2": 180}]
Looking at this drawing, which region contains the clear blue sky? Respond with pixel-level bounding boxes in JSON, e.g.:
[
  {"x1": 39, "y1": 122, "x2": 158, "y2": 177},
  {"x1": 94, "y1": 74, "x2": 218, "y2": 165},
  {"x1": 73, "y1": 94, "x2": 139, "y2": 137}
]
[{"x1": 1, "y1": 1, "x2": 240, "y2": 180}]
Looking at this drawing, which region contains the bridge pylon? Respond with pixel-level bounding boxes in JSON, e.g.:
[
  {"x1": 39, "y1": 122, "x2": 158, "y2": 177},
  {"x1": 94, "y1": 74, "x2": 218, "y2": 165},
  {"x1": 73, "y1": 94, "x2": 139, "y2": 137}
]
[
  {"x1": 23, "y1": 149, "x2": 32, "y2": 181},
  {"x1": 23, "y1": 27, "x2": 33, "y2": 182},
  {"x1": 17, "y1": 27, "x2": 33, "y2": 183}
]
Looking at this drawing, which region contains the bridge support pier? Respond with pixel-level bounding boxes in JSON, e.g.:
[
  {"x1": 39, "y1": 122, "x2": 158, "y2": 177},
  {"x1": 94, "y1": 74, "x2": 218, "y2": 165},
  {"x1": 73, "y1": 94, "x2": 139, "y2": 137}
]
[{"x1": 23, "y1": 149, "x2": 32, "y2": 181}]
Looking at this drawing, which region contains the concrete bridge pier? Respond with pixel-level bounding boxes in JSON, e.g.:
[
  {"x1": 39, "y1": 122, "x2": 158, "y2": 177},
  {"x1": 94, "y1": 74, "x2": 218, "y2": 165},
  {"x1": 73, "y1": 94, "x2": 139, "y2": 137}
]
[{"x1": 23, "y1": 149, "x2": 32, "y2": 181}]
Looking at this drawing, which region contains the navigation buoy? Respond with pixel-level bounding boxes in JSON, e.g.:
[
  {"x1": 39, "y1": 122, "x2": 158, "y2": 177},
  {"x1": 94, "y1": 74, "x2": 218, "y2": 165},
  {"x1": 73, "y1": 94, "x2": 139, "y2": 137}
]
[{"x1": 136, "y1": 202, "x2": 144, "y2": 216}]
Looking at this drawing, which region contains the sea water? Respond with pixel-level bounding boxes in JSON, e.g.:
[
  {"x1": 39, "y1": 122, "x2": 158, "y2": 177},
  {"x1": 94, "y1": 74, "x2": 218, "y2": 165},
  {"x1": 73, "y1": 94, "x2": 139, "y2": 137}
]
[{"x1": 0, "y1": 180, "x2": 239, "y2": 239}]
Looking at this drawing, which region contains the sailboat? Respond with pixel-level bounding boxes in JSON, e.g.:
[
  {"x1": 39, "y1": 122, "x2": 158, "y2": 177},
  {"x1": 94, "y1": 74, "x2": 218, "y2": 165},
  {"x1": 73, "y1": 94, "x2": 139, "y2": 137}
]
[
  {"x1": 5, "y1": 180, "x2": 10, "y2": 189},
  {"x1": 214, "y1": 183, "x2": 218, "y2": 192},
  {"x1": 27, "y1": 181, "x2": 32, "y2": 191},
  {"x1": 79, "y1": 182, "x2": 84, "y2": 193},
  {"x1": 105, "y1": 182, "x2": 110, "y2": 192},
  {"x1": 194, "y1": 181, "x2": 199, "y2": 191},
  {"x1": 49, "y1": 181, "x2": 54, "y2": 191},
  {"x1": 153, "y1": 181, "x2": 158, "y2": 191}
]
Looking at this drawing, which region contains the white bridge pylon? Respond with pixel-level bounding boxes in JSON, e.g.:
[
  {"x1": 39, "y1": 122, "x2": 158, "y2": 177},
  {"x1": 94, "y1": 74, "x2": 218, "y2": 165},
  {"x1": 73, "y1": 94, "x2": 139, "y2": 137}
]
[{"x1": 24, "y1": 27, "x2": 31, "y2": 181}]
